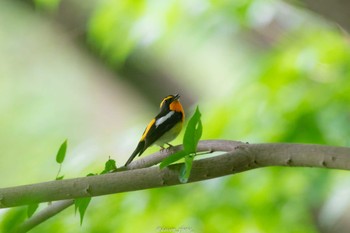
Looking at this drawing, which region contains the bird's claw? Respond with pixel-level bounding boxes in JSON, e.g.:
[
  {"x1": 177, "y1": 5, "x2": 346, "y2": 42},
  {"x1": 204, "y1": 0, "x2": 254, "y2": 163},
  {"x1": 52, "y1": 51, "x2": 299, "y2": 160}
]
[{"x1": 160, "y1": 144, "x2": 174, "y2": 153}]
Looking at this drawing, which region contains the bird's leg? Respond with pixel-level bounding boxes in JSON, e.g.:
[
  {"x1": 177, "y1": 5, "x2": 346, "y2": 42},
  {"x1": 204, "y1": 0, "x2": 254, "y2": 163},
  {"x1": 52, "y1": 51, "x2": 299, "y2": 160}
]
[
  {"x1": 159, "y1": 145, "x2": 166, "y2": 152},
  {"x1": 166, "y1": 143, "x2": 173, "y2": 148},
  {"x1": 165, "y1": 143, "x2": 175, "y2": 153},
  {"x1": 160, "y1": 144, "x2": 175, "y2": 153}
]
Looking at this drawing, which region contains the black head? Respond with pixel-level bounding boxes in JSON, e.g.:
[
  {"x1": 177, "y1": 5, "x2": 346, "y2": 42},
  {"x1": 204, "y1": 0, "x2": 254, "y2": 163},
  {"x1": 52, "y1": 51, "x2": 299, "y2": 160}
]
[{"x1": 159, "y1": 94, "x2": 180, "y2": 110}]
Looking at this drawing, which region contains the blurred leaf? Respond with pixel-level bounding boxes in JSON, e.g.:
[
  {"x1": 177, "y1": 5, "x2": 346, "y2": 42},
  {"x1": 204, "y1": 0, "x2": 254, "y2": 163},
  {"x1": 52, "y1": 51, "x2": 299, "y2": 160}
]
[
  {"x1": 179, "y1": 155, "x2": 194, "y2": 183},
  {"x1": 100, "y1": 159, "x2": 117, "y2": 174},
  {"x1": 159, "y1": 150, "x2": 187, "y2": 169},
  {"x1": 75, "y1": 197, "x2": 92, "y2": 226},
  {"x1": 1, "y1": 208, "x2": 26, "y2": 232},
  {"x1": 87, "y1": 0, "x2": 145, "y2": 66},
  {"x1": 56, "y1": 139, "x2": 67, "y2": 164},
  {"x1": 183, "y1": 106, "x2": 202, "y2": 153},
  {"x1": 34, "y1": 0, "x2": 60, "y2": 11},
  {"x1": 27, "y1": 203, "x2": 39, "y2": 218},
  {"x1": 55, "y1": 176, "x2": 64, "y2": 180}
]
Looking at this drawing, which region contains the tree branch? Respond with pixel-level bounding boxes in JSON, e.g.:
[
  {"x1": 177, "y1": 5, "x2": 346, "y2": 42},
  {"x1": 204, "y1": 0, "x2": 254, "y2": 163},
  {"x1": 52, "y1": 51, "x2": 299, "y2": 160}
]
[
  {"x1": 2, "y1": 140, "x2": 350, "y2": 208},
  {"x1": 14, "y1": 140, "x2": 244, "y2": 232},
  {"x1": 4, "y1": 140, "x2": 350, "y2": 232},
  {"x1": 15, "y1": 200, "x2": 74, "y2": 233},
  {"x1": 301, "y1": 0, "x2": 350, "y2": 32}
]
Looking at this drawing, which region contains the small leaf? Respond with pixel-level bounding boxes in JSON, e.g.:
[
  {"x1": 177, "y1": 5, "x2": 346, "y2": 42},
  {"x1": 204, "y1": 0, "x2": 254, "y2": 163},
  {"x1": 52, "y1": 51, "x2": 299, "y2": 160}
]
[
  {"x1": 100, "y1": 159, "x2": 117, "y2": 174},
  {"x1": 27, "y1": 203, "x2": 39, "y2": 218},
  {"x1": 183, "y1": 106, "x2": 202, "y2": 153},
  {"x1": 56, "y1": 139, "x2": 67, "y2": 164},
  {"x1": 159, "y1": 151, "x2": 188, "y2": 169},
  {"x1": 55, "y1": 175, "x2": 64, "y2": 180},
  {"x1": 75, "y1": 197, "x2": 92, "y2": 225}
]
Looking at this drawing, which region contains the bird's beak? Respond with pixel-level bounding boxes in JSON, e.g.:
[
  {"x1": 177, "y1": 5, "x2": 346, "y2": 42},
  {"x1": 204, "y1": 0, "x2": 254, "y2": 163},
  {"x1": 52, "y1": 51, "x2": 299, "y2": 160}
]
[{"x1": 174, "y1": 94, "x2": 180, "y2": 100}]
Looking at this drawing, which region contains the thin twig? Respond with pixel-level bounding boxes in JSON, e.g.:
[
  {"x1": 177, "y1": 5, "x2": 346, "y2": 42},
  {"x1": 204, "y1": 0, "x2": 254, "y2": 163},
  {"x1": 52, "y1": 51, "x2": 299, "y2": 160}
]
[{"x1": 13, "y1": 200, "x2": 74, "y2": 233}]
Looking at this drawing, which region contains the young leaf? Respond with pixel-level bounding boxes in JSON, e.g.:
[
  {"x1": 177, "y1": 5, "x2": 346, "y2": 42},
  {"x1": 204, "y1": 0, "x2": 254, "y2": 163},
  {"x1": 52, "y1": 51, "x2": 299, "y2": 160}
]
[
  {"x1": 55, "y1": 175, "x2": 64, "y2": 180},
  {"x1": 183, "y1": 106, "x2": 202, "y2": 153},
  {"x1": 159, "y1": 150, "x2": 188, "y2": 169},
  {"x1": 27, "y1": 203, "x2": 39, "y2": 218},
  {"x1": 159, "y1": 106, "x2": 203, "y2": 169},
  {"x1": 100, "y1": 159, "x2": 117, "y2": 174},
  {"x1": 56, "y1": 139, "x2": 67, "y2": 164},
  {"x1": 75, "y1": 197, "x2": 92, "y2": 225}
]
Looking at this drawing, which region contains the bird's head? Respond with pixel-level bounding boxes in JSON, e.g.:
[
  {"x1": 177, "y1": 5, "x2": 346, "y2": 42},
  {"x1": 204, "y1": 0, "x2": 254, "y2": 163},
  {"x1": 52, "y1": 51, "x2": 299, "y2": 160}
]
[{"x1": 159, "y1": 94, "x2": 182, "y2": 112}]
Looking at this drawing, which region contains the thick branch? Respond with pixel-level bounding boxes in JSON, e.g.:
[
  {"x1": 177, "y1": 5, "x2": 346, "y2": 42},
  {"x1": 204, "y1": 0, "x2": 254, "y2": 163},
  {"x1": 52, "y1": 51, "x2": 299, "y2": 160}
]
[
  {"x1": 15, "y1": 140, "x2": 243, "y2": 233},
  {"x1": 1, "y1": 140, "x2": 350, "y2": 209}
]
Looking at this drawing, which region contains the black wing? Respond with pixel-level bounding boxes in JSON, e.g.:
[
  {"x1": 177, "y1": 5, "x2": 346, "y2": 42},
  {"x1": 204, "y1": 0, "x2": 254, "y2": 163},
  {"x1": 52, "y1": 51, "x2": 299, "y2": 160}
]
[{"x1": 143, "y1": 111, "x2": 183, "y2": 149}]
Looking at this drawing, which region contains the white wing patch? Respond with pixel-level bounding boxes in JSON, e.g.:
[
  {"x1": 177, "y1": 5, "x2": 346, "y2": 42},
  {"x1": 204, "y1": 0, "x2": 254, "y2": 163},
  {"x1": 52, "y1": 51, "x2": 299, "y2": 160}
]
[{"x1": 155, "y1": 111, "x2": 175, "y2": 127}]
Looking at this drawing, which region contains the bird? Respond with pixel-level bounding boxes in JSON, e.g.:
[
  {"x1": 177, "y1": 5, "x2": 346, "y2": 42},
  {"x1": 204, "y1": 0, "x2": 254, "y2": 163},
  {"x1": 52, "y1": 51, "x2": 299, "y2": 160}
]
[{"x1": 125, "y1": 94, "x2": 185, "y2": 166}]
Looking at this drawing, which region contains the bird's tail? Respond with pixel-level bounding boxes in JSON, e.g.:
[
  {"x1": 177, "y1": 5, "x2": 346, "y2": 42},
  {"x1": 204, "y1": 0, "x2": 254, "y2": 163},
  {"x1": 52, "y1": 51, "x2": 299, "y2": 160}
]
[{"x1": 125, "y1": 141, "x2": 145, "y2": 166}]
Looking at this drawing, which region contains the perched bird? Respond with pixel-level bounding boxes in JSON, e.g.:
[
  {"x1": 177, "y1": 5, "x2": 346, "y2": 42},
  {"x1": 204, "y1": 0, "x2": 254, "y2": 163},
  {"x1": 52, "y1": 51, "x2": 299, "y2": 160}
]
[{"x1": 125, "y1": 94, "x2": 185, "y2": 166}]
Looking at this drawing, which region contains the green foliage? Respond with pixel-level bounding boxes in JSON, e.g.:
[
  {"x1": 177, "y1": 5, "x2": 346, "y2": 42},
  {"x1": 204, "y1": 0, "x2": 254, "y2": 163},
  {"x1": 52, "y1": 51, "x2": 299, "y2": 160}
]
[
  {"x1": 55, "y1": 140, "x2": 68, "y2": 181},
  {"x1": 160, "y1": 106, "x2": 202, "y2": 183},
  {"x1": 88, "y1": 0, "x2": 146, "y2": 65},
  {"x1": 34, "y1": 0, "x2": 60, "y2": 11},
  {"x1": 180, "y1": 106, "x2": 202, "y2": 183},
  {"x1": 55, "y1": 139, "x2": 67, "y2": 164},
  {"x1": 100, "y1": 158, "x2": 117, "y2": 174},
  {"x1": 159, "y1": 150, "x2": 187, "y2": 169},
  {"x1": 55, "y1": 175, "x2": 64, "y2": 180},
  {"x1": 160, "y1": 107, "x2": 202, "y2": 168},
  {"x1": 2, "y1": 0, "x2": 350, "y2": 232},
  {"x1": 75, "y1": 197, "x2": 92, "y2": 226},
  {"x1": 74, "y1": 173, "x2": 94, "y2": 226},
  {"x1": 1, "y1": 208, "x2": 27, "y2": 233},
  {"x1": 179, "y1": 156, "x2": 194, "y2": 183},
  {"x1": 27, "y1": 203, "x2": 39, "y2": 218},
  {"x1": 183, "y1": 106, "x2": 203, "y2": 153}
]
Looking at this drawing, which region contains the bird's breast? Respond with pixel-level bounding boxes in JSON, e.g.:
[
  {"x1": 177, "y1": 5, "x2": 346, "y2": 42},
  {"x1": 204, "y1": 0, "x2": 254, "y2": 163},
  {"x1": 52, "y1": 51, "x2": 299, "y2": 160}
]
[{"x1": 154, "y1": 121, "x2": 183, "y2": 146}]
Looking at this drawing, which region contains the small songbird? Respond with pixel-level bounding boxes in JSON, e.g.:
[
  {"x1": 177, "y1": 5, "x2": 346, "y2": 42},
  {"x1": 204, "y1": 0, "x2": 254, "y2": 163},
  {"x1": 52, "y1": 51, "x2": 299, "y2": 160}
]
[{"x1": 125, "y1": 94, "x2": 185, "y2": 166}]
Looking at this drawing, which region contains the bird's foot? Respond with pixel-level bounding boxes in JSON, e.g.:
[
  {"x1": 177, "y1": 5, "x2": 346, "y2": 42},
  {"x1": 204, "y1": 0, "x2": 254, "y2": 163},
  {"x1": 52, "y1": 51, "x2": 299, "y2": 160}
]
[{"x1": 160, "y1": 144, "x2": 174, "y2": 153}]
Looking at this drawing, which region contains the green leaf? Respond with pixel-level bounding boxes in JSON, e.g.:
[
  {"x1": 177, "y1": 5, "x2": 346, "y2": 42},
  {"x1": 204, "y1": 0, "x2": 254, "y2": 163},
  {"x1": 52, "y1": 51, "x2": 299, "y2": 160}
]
[
  {"x1": 159, "y1": 106, "x2": 202, "y2": 169},
  {"x1": 2, "y1": 208, "x2": 27, "y2": 232},
  {"x1": 55, "y1": 175, "x2": 64, "y2": 180},
  {"x1": 159, "y1": 150, "x2": 188, "y2": 169},
  {"x1": 75, "y1": 197, "x2": 92, "y2": 225},
  {"x1": 179, "y1": 155, "x2": 194, "y2": 183},
  {"x1": 56, "y1": 139, "x2": 67, "y2": 164},
  {"x1": 27, "y1": 203, "x2": 39, "y2": 218},
  {"x1": 183, "y1": 106, "x2": 202, "y2": 153},
  {"x1": 100, "y1": 159, "x2": 117, "y2": 174}
]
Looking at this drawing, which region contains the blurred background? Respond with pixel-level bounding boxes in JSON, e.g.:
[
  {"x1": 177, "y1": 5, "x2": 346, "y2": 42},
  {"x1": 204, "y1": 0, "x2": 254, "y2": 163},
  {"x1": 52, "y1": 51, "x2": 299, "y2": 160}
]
[{"x1": 1, "y1": 0, "x2": 350, "y2": 232}]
